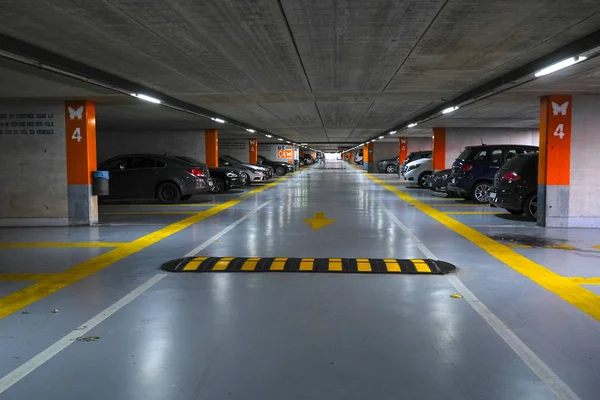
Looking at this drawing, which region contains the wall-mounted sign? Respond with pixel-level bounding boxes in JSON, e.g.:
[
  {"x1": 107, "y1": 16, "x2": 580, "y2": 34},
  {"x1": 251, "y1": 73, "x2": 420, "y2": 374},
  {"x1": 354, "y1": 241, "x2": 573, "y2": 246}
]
[
  {"x1": 0, "y1": 112, "x2": 56, "y2": 136},
  {"x1": 277, "y1": 144, "x2": 293, "y2": 159}
]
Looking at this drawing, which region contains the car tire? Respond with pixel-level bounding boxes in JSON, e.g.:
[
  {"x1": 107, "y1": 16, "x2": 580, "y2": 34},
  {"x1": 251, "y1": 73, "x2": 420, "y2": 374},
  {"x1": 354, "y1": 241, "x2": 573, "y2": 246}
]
[
  {"x1": 525, "y1": 193, "x2": 538, "y2": 221},
  {"x1": 472, "y1": 182, "x2": 493, "y2": 203},
  {"x1": 244, "y1": 173, "x2": 252, "y2": 186},
  {"x1": 212, "y1": 177, "x2": 225, "y2": 193},
  {"x1": 507, "y1": 209, "x2": 523, "y2": 215},
  {"x1": 275, "y1": 166, "x2": 286, "y2": 176},
  {"x1": 385, "y1": 164, "x2": 395, "y2": 173},
  {"x1": 156, "y1": 182, "x2": 181, "y2": 204},
  {"x1": 180, "y1": 195, "x2": 192, "y2": 201},
  {"x1": 418, "y1": 171, "x2": 432, "y2": 188}
]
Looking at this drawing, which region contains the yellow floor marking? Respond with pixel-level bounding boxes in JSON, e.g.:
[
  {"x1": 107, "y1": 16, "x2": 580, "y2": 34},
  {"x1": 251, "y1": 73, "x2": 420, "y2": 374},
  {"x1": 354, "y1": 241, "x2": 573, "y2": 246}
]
[
  {"x1": 594, "y1": 245, "x2": 600, "y2": 250},
  {"x1": 270, "y1": 258, "x2": 287, "y2": 271},
  {"x1": 213, "y1": 257, "x2": 234, "y2": 271},
  {"x1": 0, "y1": 176, "x2": 290, "y2": 319},
  {"x1": 241, "y1": 258, "x2": 260, "y2": 271},
  {"x1": 545, "y1": 244, "x2": 575, "y2": 250},
  {"x1": 419, "y1": 198, "x2": 466, "y2": 202},
  {"x1": 328, "y1": 258, "x2": 342, "y2": 272},
  {"x1": 183, "y1": 257, "x2": 208, "y2": 271},
  {"x1": 0, "y1": 273, "x2": 54, "y2": 281},
  {"x1": 411, "y1": 259, "x2": 432, "y2": 273},
  {"x1": 427, "y1": 203, "x2": 489, "y2": 207},
  {"x1": 366, "y1": 173, "x2": 600, "y2": 322},
  {"x1": 568, "y1": 277, "x2": 600, "y2": 285},
  {"x1": 303, "y1": 212, "x2": 336, "y2": 230},
  {"x1": 100, "y1": 203, "x2": 220, "y2": 207},
  {"x1": 356, "y1": 259, "x2": 372, "y2": 272},
  {"x1": 101, "y1": 211, "x2": 198, "y2": 215},
  {"x1": 445, "y1": 211, "x2": 509, "y2": 215},
  {"x1": 0, "y1": 242, "x2": 126, "y2": 248},
  {"x1": 384, "y1": 259, "x2": 401, "y2": 272},
  {"x1": 300, "y1": 258, "x2": 314, "y2": 271}
]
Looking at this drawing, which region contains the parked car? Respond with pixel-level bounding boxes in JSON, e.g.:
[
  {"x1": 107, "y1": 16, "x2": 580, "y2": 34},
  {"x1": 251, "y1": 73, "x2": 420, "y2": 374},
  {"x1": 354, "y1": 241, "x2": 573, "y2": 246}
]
[
  {"x1": 302, "y1": 156, "x2": 315, "y2": 165},
  {"x1": 399, "y1": 151, "x2": 432, "y2": 175},
  {"x1": 447, "y1": 145, "x2": 538, "y2": 203},
  {"x1": 219, "y1": 155, "x2": 271, "y2": 184},
  {"x1": 429, "y1": 169, "x2": 454, "y2": 194},
  {"x1": 98, "y1": 154, "x2": 212, "y2": 204},
  {"x1": 355, "y1": 152, "x2": 363, "y2": 164},
  {"x1": 490, "y1": 153, "x2": 538, "y2": 220},
  {"x1": 403, "y1": 157, "x2": 433, "y2": 187},
  {"x1": 175, "y1": 156, "x2": 245, "y2": 193},
  {"x1": 257, "y1": 155, "x2": 294, "y2": 176},
  {"x1": 377, "y1": 157, "x2": 399, "y2": 173}
]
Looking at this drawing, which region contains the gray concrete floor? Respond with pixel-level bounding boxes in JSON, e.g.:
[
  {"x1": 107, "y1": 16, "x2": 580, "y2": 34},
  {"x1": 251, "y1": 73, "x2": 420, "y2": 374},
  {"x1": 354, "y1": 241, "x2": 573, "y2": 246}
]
[{"x1": 1, "y1": 162, "x2": 600, "y2": 399}]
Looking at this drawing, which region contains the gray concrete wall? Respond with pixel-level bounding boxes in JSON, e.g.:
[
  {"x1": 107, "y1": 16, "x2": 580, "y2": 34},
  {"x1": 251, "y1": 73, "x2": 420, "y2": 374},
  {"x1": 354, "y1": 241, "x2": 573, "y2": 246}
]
[
  {"x1": 445, "y1": 128, "x2": 539, "y2": 169},
  {"x1": 407, "y1": 137, "x2": 432, "y2": 154},
  {"x1": 0, "y1": 103, "x2": 68, "y2": 225},
  {"x1": 569, "y1": 96, "x2": 600, "y2": 227},
  {"x1": 97, "y1": 130, "x2": 206, "y2": 163},
  {"x1": 373, "y1": 142, "x2": 398, "y2": 162},
  {"x1": 219, "y1": 139, "x2": 249, "y2": 163}
]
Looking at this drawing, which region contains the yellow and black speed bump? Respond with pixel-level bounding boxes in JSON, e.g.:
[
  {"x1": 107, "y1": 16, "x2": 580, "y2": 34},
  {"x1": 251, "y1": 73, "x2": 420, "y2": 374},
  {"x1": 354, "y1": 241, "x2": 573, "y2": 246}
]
[{"x1": 160, "y1": 257, "x2": 455, "y2": 274}]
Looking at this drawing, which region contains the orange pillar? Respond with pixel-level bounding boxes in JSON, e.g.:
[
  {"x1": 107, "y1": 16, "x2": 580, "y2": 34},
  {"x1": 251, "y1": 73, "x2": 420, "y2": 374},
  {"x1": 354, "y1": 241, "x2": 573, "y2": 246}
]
[
  {"x1": 363, "y1": 142, "x2": 374, "y2": 171},
  {"x1": 399, "y1": 137, "x2": 408, "y2": 163},
  {"x1": 538, "y1": 95, "x2": 572, "y2": 227},
  {"x1": 205, "y1": 129, "x2": 218, "y2": 168},
  {"x1": 65, "y1": 100, "x2": 97, "y2": 225},
  {"x1": 249, "y1": 138, "x2": 258, "y2": 164},
  {"x1": 432, "y1": 128, "x2": 446, "y2": 171},
  {"x1": 348, "y1": 152, "x2": 354, "y2": 163}
]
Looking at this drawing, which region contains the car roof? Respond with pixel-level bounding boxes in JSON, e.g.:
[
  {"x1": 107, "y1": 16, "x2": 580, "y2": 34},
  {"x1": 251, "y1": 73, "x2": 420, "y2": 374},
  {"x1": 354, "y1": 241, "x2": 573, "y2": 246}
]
[
  {"x1": 406, "y1": 157, "x2": 431, "y2": 166},
  {"x1": 464, "y1": 144, "x2": 538, "y2": 150}
]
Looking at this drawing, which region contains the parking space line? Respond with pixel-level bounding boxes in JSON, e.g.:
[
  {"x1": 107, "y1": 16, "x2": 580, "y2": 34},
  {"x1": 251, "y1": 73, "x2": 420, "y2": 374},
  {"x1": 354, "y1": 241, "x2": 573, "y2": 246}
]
[
  {"x1": 568, "y1": 277, "x2": 600, "y2": 285},
  {"x1": 427, "y1": 203, "x2": 489, "y2": 207},
  {"x1": 0, "y1": 176, "x2": 290, "y2": 319},
  {"x1": 444, "y1": 211, "x2": 509, "y2": 215},
  {"x1": 366, "y1": 173, "x2": 600, "y2": 323},
  {"x1": 0, "y1": 242, "x2": 126, "y2": 248},
  {"x1": 0, "y1": 273, "x2": 54, "y2": 281}
]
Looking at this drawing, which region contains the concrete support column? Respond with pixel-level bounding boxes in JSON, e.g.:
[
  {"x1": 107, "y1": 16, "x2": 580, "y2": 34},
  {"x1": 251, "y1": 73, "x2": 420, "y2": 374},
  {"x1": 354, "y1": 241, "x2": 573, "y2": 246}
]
[
  {"x1": 538, "y1": 95, "x2": 572, "y2": 227},
  {"x1": 432, "y1": 128, "x2": 446, "y2": 171},
  {"x1": 65, "y1": 100, "x2": 98, "y2": 225},
  {"x1": 205, "y1": 129, "x2": 218, "y2": 168},
  {"x1": 364, "y1": 143, "x2": 375, "y2": 172},
  {"x1": 399, "y1": 137, "x2": 408, "y2": 163},
  {"x1": 348, "y1": 152, "x2": 354, "y2": 163},
  {"x1": 249, "y1": 138, "x2": 258, "y2": 164}
]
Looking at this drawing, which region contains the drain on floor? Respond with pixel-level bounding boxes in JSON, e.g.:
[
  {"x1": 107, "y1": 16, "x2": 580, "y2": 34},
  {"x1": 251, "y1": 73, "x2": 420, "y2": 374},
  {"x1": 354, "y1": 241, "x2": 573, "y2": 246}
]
[
  {"x1": 489, "y1": 234, "x2": 570, "y2": 248},
  {"x1": 161, "y1": 257, "x2": 456, "y2": 274}
]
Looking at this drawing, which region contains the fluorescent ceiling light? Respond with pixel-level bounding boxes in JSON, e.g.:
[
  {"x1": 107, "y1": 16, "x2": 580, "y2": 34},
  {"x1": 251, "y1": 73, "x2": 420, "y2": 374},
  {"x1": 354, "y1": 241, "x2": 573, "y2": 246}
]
[
  {"x1": 371, "y1": 139, "x2": 376, "y2": 142},
  {"x1": 278, "y1": 138, "x2": 284, "y2": 141},
  {"x1": 407, "y1": 123, "x2": 418, "y2": 128},
  {"x1": 132, "y1": 93, "x2": 161, "y2": 104},
  {"x1": 389, "y1": 131, "x2": 397, "y2": 135},
  {"x1": 265, "y1": 134, "x2": 272, "y2": 138},
  {"x1": 442, "y1": 106, "x2": 459, "y2": 114},
  {"x1": 378, "y1": 136, "x2": 384, "y2": 139},
  {"x1": 246, "y1": 128, "x2": 255, "y2": 133},
  {"x1": 535, "y1": 56, "x2": 587, "y2": 77},
  {"x1": 212, "y1": 117, "x2": 226, "y2": 123}
]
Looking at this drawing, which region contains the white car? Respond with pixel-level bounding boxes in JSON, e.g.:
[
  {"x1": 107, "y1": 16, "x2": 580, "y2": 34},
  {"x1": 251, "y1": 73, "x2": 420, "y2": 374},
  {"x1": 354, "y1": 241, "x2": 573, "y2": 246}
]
[{"x1": 403, "y1": 157, "x2": 433, "y2": 187}]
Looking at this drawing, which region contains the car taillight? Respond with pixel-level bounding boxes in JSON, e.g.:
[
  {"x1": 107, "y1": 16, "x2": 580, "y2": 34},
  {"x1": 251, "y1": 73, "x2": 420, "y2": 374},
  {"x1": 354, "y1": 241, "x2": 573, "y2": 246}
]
[
  {"x1": 461, "y1": 164, "x2": 473, "y2": 171},
  {"x1": 189, "y1": 168, "x2": 206, "y2": 177},
  {"x1": 501, "y1": 172, "x2": 521, "y2": 181}
]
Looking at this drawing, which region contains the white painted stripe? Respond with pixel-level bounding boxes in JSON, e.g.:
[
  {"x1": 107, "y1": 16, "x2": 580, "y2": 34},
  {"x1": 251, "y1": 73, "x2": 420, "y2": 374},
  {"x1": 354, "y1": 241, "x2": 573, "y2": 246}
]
[
  {"x1": 184, "y1": 199, "x2": 273, "y2": 257},
  {"x1": 0, "y1": 274, "x2": 167, "y2": 394},
  {"x1": 382, "y1": 205, "x2": 581, "y2": 400}
]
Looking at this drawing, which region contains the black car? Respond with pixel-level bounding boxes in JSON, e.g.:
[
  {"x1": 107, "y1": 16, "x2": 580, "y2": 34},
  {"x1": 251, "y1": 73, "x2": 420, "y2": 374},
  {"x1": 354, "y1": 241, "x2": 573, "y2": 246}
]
[
  {"x1": 399, "y1": 151, "x2": 432, "y2": 175},
  {"x1": 490, "y1": 153, "x2": 538, "y2": 220},
  {"x1": 175, "y1": 156, "x2": 246, "y2": 193},
  {"x1": 257, "y1": 155, "x2": 294, "y2": 176},
  {"x1": 377, "y1": 157, "x2": 399, "y2": 173},
  {"x1": 99, "y1": 154, "x2": 212, "y2": 204},
  {"x1": 429, "y1": 169, "x2": 453, "y2": 194},
  {"x1": 447, "y1": 145, "x2": 538, "y2": 203}
]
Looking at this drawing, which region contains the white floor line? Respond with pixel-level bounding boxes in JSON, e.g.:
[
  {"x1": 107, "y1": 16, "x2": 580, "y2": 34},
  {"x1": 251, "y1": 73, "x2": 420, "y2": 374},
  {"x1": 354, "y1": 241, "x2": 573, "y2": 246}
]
[
  {"x1": 381, "y1": 205, "x2": 581, "y2": 400},
  {"x1": 0, "y1": 274, "x2": 167, "y2": 395},
  {"x1": 184, "y1": 199, "x2": 274, "y2": 257}
]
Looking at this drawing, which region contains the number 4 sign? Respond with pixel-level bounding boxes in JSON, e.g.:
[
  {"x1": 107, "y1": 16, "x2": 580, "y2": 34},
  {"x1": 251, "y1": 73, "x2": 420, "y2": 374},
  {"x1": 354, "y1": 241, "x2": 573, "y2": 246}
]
[
  {"x1": 553, "y1": 124, "x2": 565, "y2": 139},
  {"x1": 72, "y1": 127, "x2": 82, "y2": 142}
]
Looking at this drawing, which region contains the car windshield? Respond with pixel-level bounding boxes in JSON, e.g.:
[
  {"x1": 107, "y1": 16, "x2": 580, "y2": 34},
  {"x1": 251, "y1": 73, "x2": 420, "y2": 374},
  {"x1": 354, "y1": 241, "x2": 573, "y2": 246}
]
[
  {"x1": 457, "y1": 149, "x2": 473, "y2": 160},
  {"x1": 224, "y1": 155, "x2": 243, "y2": 164}
]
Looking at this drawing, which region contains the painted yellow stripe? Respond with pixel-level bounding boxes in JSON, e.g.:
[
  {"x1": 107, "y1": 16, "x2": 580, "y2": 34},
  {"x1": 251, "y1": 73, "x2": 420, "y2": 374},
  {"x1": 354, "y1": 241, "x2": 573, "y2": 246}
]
[
  {"x1": 101, "y1": 211, "x2": 197, "y2": 215},
  {"x1": 213, "y1": 257, "x2": 234, "y2": 271},
  {"x1": 241, "y1": 258, "x2": 261, "y2": 271},
  {"x1": 183, "y1": 257, "x2": 208, "y2": 271},
  {"x1": 568, "y1": 277, "x2": 600, "y2": 285},
  {"x1": 384, "y1": 259, "x2": 401, "y2": 272},
  {"x1": 356, "y1": 258, "x2": 371, "y2": 272},
  {"x1": 328, "y1": 258, "x2": 342, "y2": 272},
  {"x1": 0, "y1": 273, "x2": 54, "y2": 281},
  {"x1": 270, "y1": 258, "x2": 287, "y2": 271},
  {"x1": 0, "y1": 242, "x2": 126, "y2": 248},
  {"x1": 101, "y1": 203, "x2": 220, "y2": 207},
  {"x1": 300, "y1": 258, "x2": 314, "y2": 271},
  {"x1": 445, "y1": 211, "x2": 509, "y2": 215},
  {"x1": 0, "y1": 175, "x2": 290, "y2": 319},
  {"x1": 427, "y1": 203, "x2": 488, "y2": 207},
  {"x1": 411, "y1": 259, "x2": 431, "y2": 273},
  {"x1": 365, "y1": 173, "x2": 600, "y2": 322}
]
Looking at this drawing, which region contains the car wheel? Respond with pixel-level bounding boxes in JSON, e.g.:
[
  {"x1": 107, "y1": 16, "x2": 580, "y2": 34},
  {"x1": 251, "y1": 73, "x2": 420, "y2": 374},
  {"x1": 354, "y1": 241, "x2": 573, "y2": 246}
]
[
  {"x1": 418, "y1": 171, "x2": 432, "y2": 188},
  {"x1": 180, "y1": 195, "x2": 192, "y2": 201},
  {"x1": 525, "y1": 193, "x2": 538, "y2": 221},
  {"x1": 472, "y1": 182, "x2": 493, "y2": 203},
  {"x1": 157, "y1": 182, "x2": 181, "y2": 204},
  {"x1": 212, "y1": 177, "x2": 225, "y2": 193},
  {"x1": 244, "y1": 173, "x2": 252, "y2": 186},
  {"x1": 275, "y1": 166, "x2": 286, "y2": 176},
  {"x1": 507, "y1": 209, "x2": 523, "y2": 215},
  {"x1": 385, "y1": 164, "x2": 395, "y2": 173}
]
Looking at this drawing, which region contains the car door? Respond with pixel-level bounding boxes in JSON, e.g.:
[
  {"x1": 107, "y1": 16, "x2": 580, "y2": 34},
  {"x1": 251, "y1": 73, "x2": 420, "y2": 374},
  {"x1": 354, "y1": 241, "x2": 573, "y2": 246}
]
[
  {"x1": 128, "y1": 157, "x2": 163, "y2": 198},
  {"x1": 100, "y1": 157, "x2": 133, "y2": 198}
]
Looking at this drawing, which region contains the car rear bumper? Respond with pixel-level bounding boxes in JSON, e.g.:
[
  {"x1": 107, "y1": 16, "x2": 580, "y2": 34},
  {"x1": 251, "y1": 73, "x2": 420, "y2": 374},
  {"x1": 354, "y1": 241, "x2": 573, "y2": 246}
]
[
  {"x1": 181, "y1": 177, "x2": 212, "y2": 195},
  {"x1": 489, "y1": 189, "x2": 525, "y2": 211}
]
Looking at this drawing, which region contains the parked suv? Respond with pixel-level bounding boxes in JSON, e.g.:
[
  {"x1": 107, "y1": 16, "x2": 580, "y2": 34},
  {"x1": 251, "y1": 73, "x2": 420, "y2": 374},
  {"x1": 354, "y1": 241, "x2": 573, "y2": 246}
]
[
  {"x1": 447, "y1": 145, "x2": 538, "y2": 203},
  {"x1": 490, "y1": 153, "x2": 538, "y2": 220}
]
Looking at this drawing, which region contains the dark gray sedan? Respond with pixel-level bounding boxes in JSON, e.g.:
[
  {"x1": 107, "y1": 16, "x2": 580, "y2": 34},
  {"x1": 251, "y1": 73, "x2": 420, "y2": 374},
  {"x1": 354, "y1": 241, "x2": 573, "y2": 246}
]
[
  {"x1": 99, "y1": 154, "x2": 212, "y2": 204},
  {"x1": 376, "y1": 157, "x2": 399, "y2": 173}
]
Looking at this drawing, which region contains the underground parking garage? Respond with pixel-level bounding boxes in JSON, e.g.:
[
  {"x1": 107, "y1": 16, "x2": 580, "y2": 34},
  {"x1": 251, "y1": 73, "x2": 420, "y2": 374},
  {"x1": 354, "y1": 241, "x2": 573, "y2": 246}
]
[{"x1": 1, "y1": 1, "x2": 600, "y2": 399}]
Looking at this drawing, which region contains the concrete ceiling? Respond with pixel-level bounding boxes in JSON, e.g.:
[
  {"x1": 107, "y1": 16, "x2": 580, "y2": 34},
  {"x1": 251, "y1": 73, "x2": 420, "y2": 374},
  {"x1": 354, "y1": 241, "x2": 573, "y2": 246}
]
[{"x1": 2, "y1": 0, "x2": 600, "y2": 149}]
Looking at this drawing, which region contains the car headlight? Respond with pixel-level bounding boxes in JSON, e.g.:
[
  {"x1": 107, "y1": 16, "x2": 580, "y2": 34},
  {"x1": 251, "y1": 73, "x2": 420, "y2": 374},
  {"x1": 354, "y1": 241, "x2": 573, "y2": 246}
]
[
  {"x1": 226, "y1": 172, "x2": 237, "y2": 178},
  {"x1": 406, "y1": 164, "x2": 419, "y2": 172}
]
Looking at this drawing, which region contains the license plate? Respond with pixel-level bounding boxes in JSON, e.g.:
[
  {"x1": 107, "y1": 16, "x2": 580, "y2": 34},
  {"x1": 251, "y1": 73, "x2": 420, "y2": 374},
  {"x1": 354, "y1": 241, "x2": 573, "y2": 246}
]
[
  {"x1": 208, "y1": 180, "x2": 214, "y2": 187},
  {"x1": 489, "y1": 192, "x2": 496, "y2": 200}
]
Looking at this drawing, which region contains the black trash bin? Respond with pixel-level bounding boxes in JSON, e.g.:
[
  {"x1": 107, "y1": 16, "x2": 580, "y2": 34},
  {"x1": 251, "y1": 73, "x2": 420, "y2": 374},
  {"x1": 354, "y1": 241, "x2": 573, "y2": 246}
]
[{"x1": 91, "y1": 171, "x2": 109, "y2": 196}]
